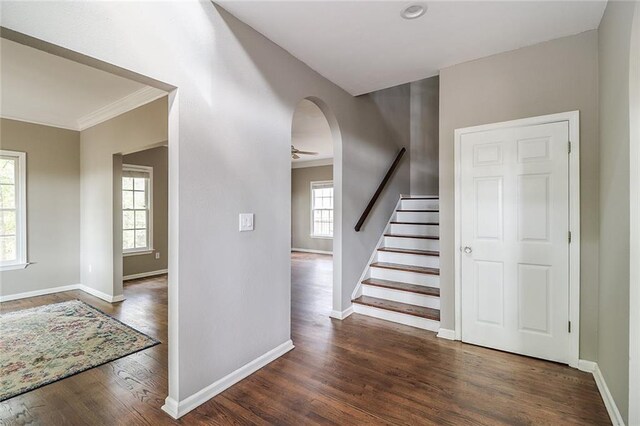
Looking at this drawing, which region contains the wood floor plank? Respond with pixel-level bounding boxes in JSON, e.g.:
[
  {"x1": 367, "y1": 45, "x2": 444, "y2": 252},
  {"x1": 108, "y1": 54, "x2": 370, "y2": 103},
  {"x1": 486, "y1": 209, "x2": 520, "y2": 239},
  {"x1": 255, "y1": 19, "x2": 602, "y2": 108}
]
[{"x1": 0, "y1": 257, "x2": 611, "y2": 425}]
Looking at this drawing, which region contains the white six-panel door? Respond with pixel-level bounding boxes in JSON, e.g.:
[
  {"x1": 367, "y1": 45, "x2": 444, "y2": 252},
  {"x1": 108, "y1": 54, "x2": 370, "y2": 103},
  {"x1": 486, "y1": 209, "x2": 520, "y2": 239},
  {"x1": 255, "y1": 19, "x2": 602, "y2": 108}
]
[{"x1": 460, "y1": 121, "x2": 571, "y2": 364}]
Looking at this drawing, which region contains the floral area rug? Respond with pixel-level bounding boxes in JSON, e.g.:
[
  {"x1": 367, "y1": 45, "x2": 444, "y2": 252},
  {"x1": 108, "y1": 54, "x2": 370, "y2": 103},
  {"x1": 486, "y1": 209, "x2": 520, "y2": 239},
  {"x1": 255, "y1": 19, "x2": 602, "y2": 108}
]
[{"x1": 0, "y1": 300, "x2": 159, "y2": 401}]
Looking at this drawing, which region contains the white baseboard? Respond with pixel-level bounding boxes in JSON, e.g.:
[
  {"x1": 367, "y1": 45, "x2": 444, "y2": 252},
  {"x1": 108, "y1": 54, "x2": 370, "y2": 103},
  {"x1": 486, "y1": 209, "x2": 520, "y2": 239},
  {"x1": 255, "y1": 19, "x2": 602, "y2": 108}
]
[
  {"x1": 0, "y1": 284, "x2": 80, "y2": 302},
  {"x1": 577, "y1": 359, "x2": 624, "y2": 425},
  {"x1": 77, "y1": 285, "x2": 125, "y2": 303},
  {"x1": 330, "y1": 305, "x2": 354, "y2": 320},
  {"x1": 123, "y1": 269, "x2": 168, "y2": 281},
  {"x1": 161, "y1": 339, "x2": 294, "y2": 419},
  {"x1": 437, "y1": 328, "x2": 456, "y2": 340},
  {"x1": 0, "y1": 283, "x2": 124, "y2": 304},
  {"x1": 291, "y1": 248, "x2": 333, "y2": 255}
]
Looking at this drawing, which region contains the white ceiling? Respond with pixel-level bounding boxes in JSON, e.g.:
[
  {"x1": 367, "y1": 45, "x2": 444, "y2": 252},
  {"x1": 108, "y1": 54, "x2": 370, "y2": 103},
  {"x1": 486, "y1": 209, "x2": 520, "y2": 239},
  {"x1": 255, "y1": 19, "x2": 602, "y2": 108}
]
[
  {"x1": 291, "y1": 99, "x2": 333, "y2": 166},
  {"x1": 218, "y1": 1, "x2": 607, "y2": 95},
  {"x1": 0, "y1": 38, "x2": 166, "y2": 131}
]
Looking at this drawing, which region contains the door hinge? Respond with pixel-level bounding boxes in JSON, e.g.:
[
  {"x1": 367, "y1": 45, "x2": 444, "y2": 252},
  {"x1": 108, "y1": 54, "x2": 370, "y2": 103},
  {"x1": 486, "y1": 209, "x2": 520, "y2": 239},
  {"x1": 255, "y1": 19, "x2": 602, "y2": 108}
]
[
  {"x1": 568, "y1": 321, "x2": 572, "y2": 333},
  {"x1": 568, "y1": 141, "x2": 572, "y2": 154},
  {"x1": 568, "y1": 231, "x2": 572, "y2": 243}
]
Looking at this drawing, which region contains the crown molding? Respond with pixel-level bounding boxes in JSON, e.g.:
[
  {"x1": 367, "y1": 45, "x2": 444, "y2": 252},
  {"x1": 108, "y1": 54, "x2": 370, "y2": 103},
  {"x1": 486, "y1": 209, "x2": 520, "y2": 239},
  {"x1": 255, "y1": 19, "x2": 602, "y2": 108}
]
[
  {"x1": 0, "y1": 114, "x2": 79, "y2": 131},
  {"x1": 77, "y1": 86, "x2": 167, "y2": 131}
]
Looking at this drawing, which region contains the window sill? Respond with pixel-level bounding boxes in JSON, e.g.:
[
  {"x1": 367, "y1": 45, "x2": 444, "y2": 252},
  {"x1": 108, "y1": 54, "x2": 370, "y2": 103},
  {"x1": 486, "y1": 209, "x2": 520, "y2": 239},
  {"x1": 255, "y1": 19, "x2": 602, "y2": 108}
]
[
  {"x1": 310, "y1": 235, "x2": 333, "y2": 240},
  {"x1": 123, "y1": 249, "x2": 154, "y2": 257},
  {"x1": 1, "y1": 263, "x2": 29, "y2": 271}
]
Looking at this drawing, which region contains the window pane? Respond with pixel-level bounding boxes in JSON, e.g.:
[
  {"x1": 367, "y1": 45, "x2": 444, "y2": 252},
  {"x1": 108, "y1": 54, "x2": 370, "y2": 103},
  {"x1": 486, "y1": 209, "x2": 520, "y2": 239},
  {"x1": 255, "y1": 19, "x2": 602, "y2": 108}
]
[
  {"x1": 314, "y1": 210, "x2": 321, "y2": 220},
  {"x1": 0, "y1": 184, "x2": 15, "y2": 209},
  {"x1": 122, "y1": 177, "x2": 134, "y2": 190},
  {"x1": 134, "y1": 177, "x2": 146, "y2": 191},
  {"x1": 134, "y1": 191, "x2": 146, "y2": 209},
  {"x1": 135, "y1": 210, "x2": 147, "y2": 229},
  {"x1": 0, "y1": 235, "x2": 16, "y2": 262},
  {"x1": 123, "y1": 230, "x2": 135, "y2": 249},
  {"x1": 135, "y1": 230, "x2": 147, "y2": 248},
  {"x1": 0, "y1": 159, "x2": 15, "y2": 185},
  {"x1": 123, "y1": 190, "x2": 134, "y2": 209},
  {"x1": 0, "y1": 210, "x2": 16, "y2": 236},
  {"x1": 123, "y1": 211, "x2": 135, "y2": 230}
]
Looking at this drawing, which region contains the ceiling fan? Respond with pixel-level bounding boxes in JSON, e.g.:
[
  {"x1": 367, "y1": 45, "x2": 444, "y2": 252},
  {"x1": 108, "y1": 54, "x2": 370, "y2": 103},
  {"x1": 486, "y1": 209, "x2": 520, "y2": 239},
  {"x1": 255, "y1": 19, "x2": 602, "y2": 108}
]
[{"x1": 291, "y1": 145, "x2": 318, "y2": 160}]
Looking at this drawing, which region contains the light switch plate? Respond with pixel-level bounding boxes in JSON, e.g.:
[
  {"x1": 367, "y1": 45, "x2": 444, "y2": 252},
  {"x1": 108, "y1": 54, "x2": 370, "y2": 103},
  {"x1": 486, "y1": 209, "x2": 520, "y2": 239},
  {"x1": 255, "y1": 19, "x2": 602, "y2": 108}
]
[{"x1": 239, "y1": 213, "x2": 254, "y2": 232}]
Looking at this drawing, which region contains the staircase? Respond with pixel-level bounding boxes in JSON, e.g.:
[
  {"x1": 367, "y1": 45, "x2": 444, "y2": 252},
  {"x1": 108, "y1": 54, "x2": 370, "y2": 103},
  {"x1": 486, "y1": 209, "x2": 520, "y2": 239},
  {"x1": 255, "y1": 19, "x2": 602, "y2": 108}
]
[{"x1": 352, "y1": 196, "x2": 440, "y2": 331}]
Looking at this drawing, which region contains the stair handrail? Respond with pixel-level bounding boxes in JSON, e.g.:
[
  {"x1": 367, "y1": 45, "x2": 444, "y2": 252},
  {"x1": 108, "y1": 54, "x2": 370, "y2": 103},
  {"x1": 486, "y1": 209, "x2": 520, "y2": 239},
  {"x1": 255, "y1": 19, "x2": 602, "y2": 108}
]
[{"x1": 354, "y1": 147, "x2": 406, "y2": 232}]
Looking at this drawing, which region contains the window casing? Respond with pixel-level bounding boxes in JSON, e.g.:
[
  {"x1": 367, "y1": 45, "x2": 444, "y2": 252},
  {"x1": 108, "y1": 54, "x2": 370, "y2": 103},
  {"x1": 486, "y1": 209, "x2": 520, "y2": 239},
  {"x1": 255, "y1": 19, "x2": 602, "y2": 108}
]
[
  {"x1": 0, "y1": 150, "x2": 27, "y2": 270},
  {"x1": 122, "y1": 165, "x2": 153, "y2": 255},
  {"x1": 310, "y1": 181, "x2": 333, "y2": 238}
]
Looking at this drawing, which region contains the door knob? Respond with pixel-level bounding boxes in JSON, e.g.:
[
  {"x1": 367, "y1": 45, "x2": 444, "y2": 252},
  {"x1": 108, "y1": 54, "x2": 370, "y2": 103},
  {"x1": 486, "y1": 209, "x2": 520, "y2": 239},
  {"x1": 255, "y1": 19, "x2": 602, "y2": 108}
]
[{"x1": 463, "y1": 246, "x2": 473, "y2": 254}]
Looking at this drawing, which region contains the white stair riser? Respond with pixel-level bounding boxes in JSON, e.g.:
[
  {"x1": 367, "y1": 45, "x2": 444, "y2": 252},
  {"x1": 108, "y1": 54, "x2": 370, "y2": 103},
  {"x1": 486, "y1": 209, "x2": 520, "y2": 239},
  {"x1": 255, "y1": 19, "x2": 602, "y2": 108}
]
[
  {"x1": 370, "y1": 267, "x2": 440, "y2": 287},
  {"x1": 377, "y1": 251, "x2": 440, "y2": 268},
  {"x1": 400, "y1": 199, "x2": 439, "y2": 210},
  {"x1": 390, "y1": 223, "x2": 439, "y2": 237},
  {"x1": 362, "y1": 285, "x2": 440, "y2": 309},
  {"x1": 396, "y1": 211, "x2": 439, "y2": 223},
  {"x1": 353, "y1": 303, "x2": 440, "y2": 332},
  {"x1": 384, "y1": 236, "x2": 440, "y2": 251}
]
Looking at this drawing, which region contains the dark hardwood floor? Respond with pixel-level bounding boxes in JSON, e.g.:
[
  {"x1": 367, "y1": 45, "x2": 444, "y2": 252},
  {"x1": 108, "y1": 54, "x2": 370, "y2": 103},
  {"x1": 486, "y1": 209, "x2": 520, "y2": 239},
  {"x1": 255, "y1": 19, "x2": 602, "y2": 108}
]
[{"x1": 0, "y1": 253, "x2": 611, "y2": 425}]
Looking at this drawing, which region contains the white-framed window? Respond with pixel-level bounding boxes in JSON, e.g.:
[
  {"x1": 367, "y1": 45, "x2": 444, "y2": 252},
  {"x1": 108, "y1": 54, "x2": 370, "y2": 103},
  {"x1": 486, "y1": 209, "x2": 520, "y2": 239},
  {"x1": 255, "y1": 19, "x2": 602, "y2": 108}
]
[
  {"x1": 310, "y1": 180, "x2": 333, "y2": 238},
  {"x1": 122, "y1": 164, "x2": 153, "y2": 255},
  {"x1": 0, "y1": 150, "x2": 27, "y2": 271}
]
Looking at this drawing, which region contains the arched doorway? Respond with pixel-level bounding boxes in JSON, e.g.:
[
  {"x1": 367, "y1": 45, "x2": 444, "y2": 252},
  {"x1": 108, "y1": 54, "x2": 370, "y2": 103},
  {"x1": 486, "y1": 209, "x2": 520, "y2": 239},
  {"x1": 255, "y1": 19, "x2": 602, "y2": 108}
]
[{"x1": 290, "y1": 97, "x2": 343, "y2": 318}]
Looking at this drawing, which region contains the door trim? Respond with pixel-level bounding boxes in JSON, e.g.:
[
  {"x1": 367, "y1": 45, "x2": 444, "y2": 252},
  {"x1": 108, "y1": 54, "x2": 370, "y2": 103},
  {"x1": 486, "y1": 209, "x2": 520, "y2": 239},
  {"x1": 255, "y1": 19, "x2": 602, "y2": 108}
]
[{"x1": 454, "y1": 111, "x2": 580, "y2": 367}]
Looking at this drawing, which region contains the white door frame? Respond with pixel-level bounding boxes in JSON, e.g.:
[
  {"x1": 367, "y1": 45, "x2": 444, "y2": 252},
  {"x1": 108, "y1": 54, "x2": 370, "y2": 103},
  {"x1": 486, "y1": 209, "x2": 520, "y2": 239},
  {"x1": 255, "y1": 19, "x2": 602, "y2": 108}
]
[{"x1": 454, "y1": 111, "x2": 581, "y2": 367}]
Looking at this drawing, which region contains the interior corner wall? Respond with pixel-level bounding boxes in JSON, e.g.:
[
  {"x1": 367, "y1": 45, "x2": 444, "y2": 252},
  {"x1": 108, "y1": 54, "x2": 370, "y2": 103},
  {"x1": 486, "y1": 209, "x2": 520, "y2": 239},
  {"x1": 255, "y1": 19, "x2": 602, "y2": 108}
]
[
  {"x1": 79, "y1": 97, "x2": 168, "y2": 298},
  {"x1": 410, "y1": 76, "x2": 439, "y2": 195},
  {"x1": 122, "y1": 146, "x2": 169, "y2": 276},
  {"x1": 291, "y1": 164, "x2": 333, "y2": 253},
  {"x1": 1, "y1": 1, "x2": 409, "y2": 405},
  {"x1": 597, "y1": 1, "x2": 636, "y2": 422},
  {"x1": 0, "y1": 119, "x2": 80, "y2": 297},
  {"x1": 439, "y1": 30, "x2": 600, "y2": 360}
]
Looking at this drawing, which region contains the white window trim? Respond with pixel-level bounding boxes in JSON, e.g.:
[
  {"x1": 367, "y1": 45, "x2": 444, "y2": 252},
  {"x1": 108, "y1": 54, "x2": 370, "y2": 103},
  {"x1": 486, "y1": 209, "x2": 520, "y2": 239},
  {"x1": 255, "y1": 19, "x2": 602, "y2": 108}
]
[
  {"x1": 310, "y1": 180, "x2": 334, "y2": 239},
  {"x1": 122, "y1": 164, "x2": 154, "y2": 255},
  {"x1": 0, "y1": 150, "x2": 27, "y2": 271}
]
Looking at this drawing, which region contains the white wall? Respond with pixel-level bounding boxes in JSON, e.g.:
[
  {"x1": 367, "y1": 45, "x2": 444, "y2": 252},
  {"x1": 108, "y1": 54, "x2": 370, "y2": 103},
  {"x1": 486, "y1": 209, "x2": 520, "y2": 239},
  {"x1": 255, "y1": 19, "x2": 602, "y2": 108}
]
[{"x1": 0, "y1": 1, "x2": 408, "y2": 411}]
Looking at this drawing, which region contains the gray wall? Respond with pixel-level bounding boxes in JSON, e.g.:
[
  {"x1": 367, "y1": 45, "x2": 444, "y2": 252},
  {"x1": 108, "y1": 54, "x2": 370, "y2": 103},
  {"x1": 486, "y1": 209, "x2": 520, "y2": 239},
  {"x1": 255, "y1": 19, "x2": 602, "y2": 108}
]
[
  {"x1": 291, "y1": 165, "x2": 333, "y2": 253},
  {"x1": 597, "y1": 1, "x2": 637, "y2": 422},
  {"x1": 122, "y1": 146, "x2": 168, "y2": 277},
  {"x1": 0, "y1": 119, "x2": 80, "y2": 296},
  {"x1": 410, "y1": 76, "x2": 439, "y2": 195},
  {"x1": 1, "y1": 2, "x2": 409, "y2": 403},
  {"x1": 80, "y1": 97, "x2": 167, "y2": 299},
  {"x1": 439, "y1": 31, "x2": 600, "y2": 360}
]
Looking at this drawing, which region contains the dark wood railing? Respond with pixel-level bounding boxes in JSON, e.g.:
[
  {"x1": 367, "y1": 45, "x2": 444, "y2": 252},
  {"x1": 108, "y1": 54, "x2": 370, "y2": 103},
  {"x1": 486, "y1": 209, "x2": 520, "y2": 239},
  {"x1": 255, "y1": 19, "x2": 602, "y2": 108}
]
[{"x1": 354, "y1": 147, "x2": 406, "y2": 232}]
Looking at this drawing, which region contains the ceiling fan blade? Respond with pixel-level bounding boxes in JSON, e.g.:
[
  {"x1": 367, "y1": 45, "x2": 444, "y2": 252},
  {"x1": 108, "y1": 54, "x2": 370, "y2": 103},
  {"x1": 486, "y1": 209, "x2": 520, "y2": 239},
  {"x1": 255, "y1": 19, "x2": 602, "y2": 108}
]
[
  {"x1": 295, "y1": 150, "x2": 318, "y2": 156},
  {"x1": 292, "y1": 153, "x2": 300, "y2": 159}
]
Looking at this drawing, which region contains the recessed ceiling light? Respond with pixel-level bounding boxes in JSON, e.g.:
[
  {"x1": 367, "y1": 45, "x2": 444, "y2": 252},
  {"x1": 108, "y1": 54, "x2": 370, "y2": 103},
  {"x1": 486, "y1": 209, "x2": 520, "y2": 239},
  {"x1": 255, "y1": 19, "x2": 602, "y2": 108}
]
[{"x1": 401, "y1": 3, "x2": 427, "y2": 20}]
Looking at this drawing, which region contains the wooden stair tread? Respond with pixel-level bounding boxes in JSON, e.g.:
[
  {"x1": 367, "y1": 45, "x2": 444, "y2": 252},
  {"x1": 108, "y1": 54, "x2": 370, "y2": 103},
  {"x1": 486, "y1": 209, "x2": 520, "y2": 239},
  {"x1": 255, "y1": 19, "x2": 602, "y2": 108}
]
[
  {"x1": 370, "y1": 262, "x2": 440, "y2": 275},
  {"x1": 390, "y1": 221, "x2": 439, "y2": 225},
  {"x1": 361, "y1": 278, "x2": 440, "y2": 297},
  {"x1": 384, "y1": 233, "x2": 439, "y2": 240},
  {"x1": 377, "y1": 247, "x2": 439, "y2": 257},
  {"x1": 401, "y1": 196, "x2": 439, "y2": 200},
  {"x1": 353, "y1": 296, "x2": 440, "y2": 321},
  {"x1": 396, "y1": 209, "x2": 439, "y2": 212}
]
